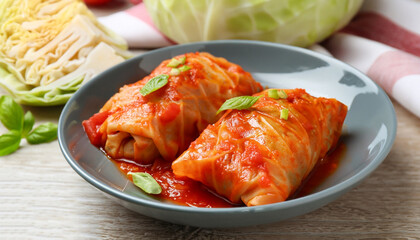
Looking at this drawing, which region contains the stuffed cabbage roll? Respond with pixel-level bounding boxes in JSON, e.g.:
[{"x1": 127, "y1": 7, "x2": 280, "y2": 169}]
[
  {"x1": 83, "y1": 52, "x2": 263, "y2": 164},
  {"x1": 172, "y1": 89, "x2": 347, "y2": 206}
]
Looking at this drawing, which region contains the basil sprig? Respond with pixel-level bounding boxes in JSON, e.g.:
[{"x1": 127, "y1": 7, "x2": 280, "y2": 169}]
[
  {"x1": 128, "y1": 172, "x2": 162, "y2": 194},
  {"x1": 22, "y1": 111, "x2": 35, "y2": 137},
  {"x1": 0, "y1": 131, "x2": 21, "y2": 156},
  {"x1": 26, "y1": 122, "x2": 58, "y2": 144},
  {"x1": 0, "y1": 95, "x2": 23, "y2": 131},
  {"x1": 216, "y1": 95, "x2": 262, "y2": 114},
  {"x1": 0, "y1": 95, "x2": 58, "y2": 156},
  {"x1": 140, "y1": 74, "x2": 169, "y2": 96}
]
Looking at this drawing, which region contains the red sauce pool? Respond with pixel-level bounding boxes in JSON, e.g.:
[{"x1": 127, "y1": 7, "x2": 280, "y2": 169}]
[
  {"x1": 292, "y1": 142, "x2": 346, "y2": 199},
  {"x1": 114, "y1": 158, "x2": 240, "y2": 208},
  {"x1": 110, "y1": 142, "x2": 346, "y2": 208}
]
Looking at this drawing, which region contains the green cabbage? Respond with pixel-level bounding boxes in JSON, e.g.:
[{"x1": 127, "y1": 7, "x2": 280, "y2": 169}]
[
  {"x1": 144, "y1": 0, "x2": 363, "y2": 47},
  {"x1": 0, "y1": 0, "x2": 132, "y2": 106}
]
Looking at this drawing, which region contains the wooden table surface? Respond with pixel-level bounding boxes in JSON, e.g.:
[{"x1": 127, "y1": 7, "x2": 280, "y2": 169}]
[{"x1": 1, "y1": 3, "x2": 420, "y2": 239}]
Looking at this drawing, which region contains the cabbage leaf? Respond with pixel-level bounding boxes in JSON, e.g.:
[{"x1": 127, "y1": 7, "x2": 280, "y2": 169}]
[{"x1": 144, "y1": 0, "x2": 363, "y2": 47}]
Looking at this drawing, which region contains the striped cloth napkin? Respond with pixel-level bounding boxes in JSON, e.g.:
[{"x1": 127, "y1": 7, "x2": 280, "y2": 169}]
[
  {"x1": 324, "y1": 0, "x2": 420, "y2": 118},
  {"x1": 98, "y1": 0, "x2": 420, "y2": 118}
]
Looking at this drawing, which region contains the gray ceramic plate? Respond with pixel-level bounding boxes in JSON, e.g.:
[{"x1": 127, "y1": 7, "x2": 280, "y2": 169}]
[{"x1": 58, "y1": 40, "x2": 396, "y2": 228}]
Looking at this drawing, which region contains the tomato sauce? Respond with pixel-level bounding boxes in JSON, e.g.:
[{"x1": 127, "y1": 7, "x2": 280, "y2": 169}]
[
  {"x1": 109, "y1": 141, "x2": 345, "y2": 208},
  {"x1": 113, "y1": 157, "x2": 241, "y2": 208},
  {"x1": 291, "y1": 142, "x2": 346, "y2": 199}
]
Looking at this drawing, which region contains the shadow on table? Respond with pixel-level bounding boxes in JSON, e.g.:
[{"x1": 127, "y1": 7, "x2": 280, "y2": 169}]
[{"x1": 23, "y1": 105, "x2": 64, "y2": 124}]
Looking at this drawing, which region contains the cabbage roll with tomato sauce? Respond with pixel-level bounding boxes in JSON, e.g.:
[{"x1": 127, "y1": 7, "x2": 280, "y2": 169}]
[
  {"x1": 83, "y1": 52, "x2": 263, "y2": 164},
  {"x1": 172, "y1": 89, "x2": 347, "y2": 206}
]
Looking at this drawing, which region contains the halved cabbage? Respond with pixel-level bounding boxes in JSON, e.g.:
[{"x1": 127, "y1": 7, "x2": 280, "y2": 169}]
[
  {"x1": 0, "y1": 0, "x2": 132, "y2": 106},
  {"x1": 144, "y1": 0, "x2": 363, "y2": 47}
]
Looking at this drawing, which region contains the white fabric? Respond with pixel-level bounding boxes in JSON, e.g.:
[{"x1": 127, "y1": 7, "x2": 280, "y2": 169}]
[{"x1": 99, "y1": 12, "x2": 172, "y2": 48}]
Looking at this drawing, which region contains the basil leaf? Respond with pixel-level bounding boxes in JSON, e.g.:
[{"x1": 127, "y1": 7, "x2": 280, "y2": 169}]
[
  {"x1": 140, "y1": 74, "x2": 169, "y2": 96},
  {"x1": 128, "y1": 172, "x2": 162, "y2": 194},
  {"x1": 26, "y1": 122, "x2": 58, "y2": 144},
  {"x1": 216, "y1": 96, "x2": 261, "y2": 114},
  {"x1": 0, "y1": 131, "x2": 21, "y2": 156},
  {"x1": 0, "y1": 95, "x2": 24, "y2": 131},
  {"x1": 22, "y1": 111, "x2": 35, "y2": 138}
]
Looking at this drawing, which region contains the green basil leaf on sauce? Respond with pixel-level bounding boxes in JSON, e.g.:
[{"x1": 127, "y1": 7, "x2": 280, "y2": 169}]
[
  {"x1": 140, "y1": 74, "x2": 169, "y2": 96},
  {"x1": 128, "y1": 172, "x2": 162, "y2": 194},
  {"x1": 22, "y1": 111, "x2": 35, "y2": 138},
  {"x1": 26, "y1": 122, "x2": 58, "y2": 144},
  {"x1": 216, "y1": 96, "x2": 261, "y2": 114},
  {"x1": 0, "y1": 130, "x2": 21, "y2": 156},
  {"x1": 0, "y1": 95, "x2": 24, "y2": 131}
]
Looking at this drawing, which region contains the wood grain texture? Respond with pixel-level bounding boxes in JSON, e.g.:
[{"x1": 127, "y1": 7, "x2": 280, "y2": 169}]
[{"x1": 1, "y1": 92, "x2": 420, "y2": 240}]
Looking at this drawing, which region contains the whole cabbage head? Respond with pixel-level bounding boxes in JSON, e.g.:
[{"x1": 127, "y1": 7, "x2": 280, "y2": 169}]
[{"x1": 144, "y1": 0, "x2": 363, "y2": 47}]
